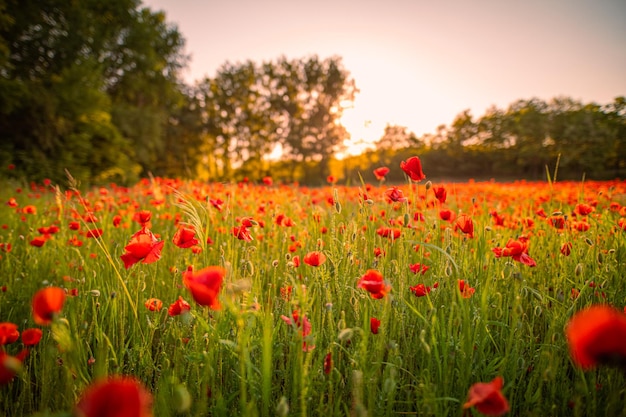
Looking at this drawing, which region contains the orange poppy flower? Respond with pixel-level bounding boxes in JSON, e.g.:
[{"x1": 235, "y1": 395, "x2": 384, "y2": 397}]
[
  {"x1": 32, "y1": 287, "x2": 66, "y2": 326},
  {"x1": 303, "y1": 251, "x2": 326, "y2": 267},
  {"x1": 183, "y1": 266, "x2": 225, "y2": 310},
  {"x1": 357, "y1": 270, "x2": 391, "y2": 299},
  {"x1": 74, "y1": 376, "x2": 153, "y2": 417},
  {"x1": 144, "y1": 298, "x2": 163, "y2": 312},
  {"x1": 400, "y1": 156, "x2": 426, "y2": 182},
  {"x1": 463, "y1": 376, "x2": 510, "y2": 416},
  {"x1": 120, "y1": 229, "x2": 165, "y2": 269},
  {"x1": 566, "y1": 304, "x2": 626, "y2": 370}
]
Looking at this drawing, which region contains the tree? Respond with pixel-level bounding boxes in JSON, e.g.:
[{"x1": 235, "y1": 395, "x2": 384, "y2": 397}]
[
  {"x1": 0, "y1": 0, "x2": 187, "y2": 184},
  {"x1": 195, "y1": 55, "x2": 356, "y2": 182}
]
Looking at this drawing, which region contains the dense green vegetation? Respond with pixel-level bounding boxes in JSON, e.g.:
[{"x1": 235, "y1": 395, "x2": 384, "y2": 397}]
[{"x1": 1, "y1": 1, "x2": 624, "y2": 186}]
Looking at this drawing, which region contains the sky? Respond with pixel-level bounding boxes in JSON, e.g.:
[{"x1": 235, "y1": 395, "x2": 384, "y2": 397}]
[{"x1": 142, "y1": 0, "x2": 626, "y2": 156}]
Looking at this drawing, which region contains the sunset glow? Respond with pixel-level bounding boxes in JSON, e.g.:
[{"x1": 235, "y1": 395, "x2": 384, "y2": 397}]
[{"x1": 143, "y1": 0, "x2": 625, "y2": 152}]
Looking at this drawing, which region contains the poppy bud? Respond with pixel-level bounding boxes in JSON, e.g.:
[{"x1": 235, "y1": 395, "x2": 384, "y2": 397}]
[
  {"x1": 575, "y1": 263, "x2": 584, "y2": 277},
  {"x1": 276, "y1": 396, "x2": 289, "y2": 417},
  {"x1": 425, "y1": 181, "x2": 432, "y2": 190}
]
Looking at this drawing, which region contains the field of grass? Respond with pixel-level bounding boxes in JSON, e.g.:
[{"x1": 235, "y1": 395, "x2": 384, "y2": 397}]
[{"x1": 1, "y1": 164, "x2": 625, "y2": 416}]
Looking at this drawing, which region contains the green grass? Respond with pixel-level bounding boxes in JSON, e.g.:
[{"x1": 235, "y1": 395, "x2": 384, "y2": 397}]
[{"x1": 0, "y1": 176, "x2": 625, "y2": 416}]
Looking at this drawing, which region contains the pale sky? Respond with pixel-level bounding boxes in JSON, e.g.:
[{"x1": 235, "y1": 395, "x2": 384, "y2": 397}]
[{"x1": 142, "y1": 0, "x2": 626, "y2": 155}]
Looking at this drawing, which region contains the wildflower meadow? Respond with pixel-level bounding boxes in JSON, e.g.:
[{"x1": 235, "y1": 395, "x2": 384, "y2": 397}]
[{"x1": 1, "y1": 160, "x2": 625, "y2": 417}]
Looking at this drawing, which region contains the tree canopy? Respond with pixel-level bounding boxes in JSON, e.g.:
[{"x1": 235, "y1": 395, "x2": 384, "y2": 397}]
[{"x1": 0, "y1": 1, "x2": 624, "y2": 185}]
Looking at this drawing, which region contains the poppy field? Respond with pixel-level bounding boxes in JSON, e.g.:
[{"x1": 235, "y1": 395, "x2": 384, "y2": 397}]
[{"x1": 1, "y1": 160, "x2": 626, "y2": 417}]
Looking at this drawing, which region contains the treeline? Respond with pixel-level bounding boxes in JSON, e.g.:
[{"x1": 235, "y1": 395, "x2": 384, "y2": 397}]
[
  {"x1": 338, "y1": 96, "x2": 626, "y2": 184},
  {"x1": 1, "y1": 1, "x2": 624, "y2": 186}
]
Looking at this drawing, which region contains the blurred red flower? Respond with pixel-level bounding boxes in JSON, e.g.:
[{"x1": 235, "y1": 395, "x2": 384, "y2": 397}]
[
  {"x1": 409, "y1": 283, "x2": 431, "y2": 297},
  {"x1": 0, "y1": 351, "x2": 26, "y2": 386},
  {"x1": 183, "y1": 266, "x2": 225, "y2": 310},
  {"x1": 384, "y1": 187, "x2": 407, "y2": 203},
  {"x1": 433, "y1": 186, "x2": 447, "y2": 204},
  {"x1": 373, "y1": 167, "x2": 389, "y2": 181},
  {"x1": 0, "y1": 322, "x2": 19, "y2": 345},
  {"x1": 144, "y1": 298, "x2": 163, "y2": 312},
  {"x1": 370, "y1": 317, "x2": 381, "y2": 334},
  {"x1": 21, "y1": 328, "x2": 43, "y2": 346},
  {"x1": 133, "y1": 210, "x2": 152, "y2": 229},
  {"x1": 400, "y1": 156, "x2": 426, "y2": 182},
  {"x1": 32, "y1": 287, "x2": 66, "y2": 326},
  {"x1": 172, "y1": 226, "x2": 199, "y2": 249},
  {"x1": 463, "y1": 376, "x2": 509, "y2": 416},
  {"x1": 357, "y1": 270, "x2": 390, "y2": 299},
  {"x1": 303, "y1": 251, "x2": 326, "y2": 267},
  {"x1": 566, "y1": 304, "x2": 626, "y2": 370},
  {"x1": 455, "y1": 214, "x2": 474, "y2": 238},
  {"x1": 74, "y1": 376, "x2": 153, "y2": 417},
  {"x1": 168, "y1": 296, "x2": 191, "y2": 317}
]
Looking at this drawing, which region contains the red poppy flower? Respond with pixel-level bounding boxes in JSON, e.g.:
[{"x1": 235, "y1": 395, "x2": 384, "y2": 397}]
[
  {"x1": 357, "y1": 270, "x2": 391, "y2": 299},
  {"x1": 133, "y1": 210, "x2": 152, "y2": 229},
  {"x1": 144, "y1": 298, "x2": 163, "y2": 312},
  {"x1": 168, "y1": 296, "x2": 191, "y2": 317},
  {"x1": 120, "y1": 229, "x2": 165, "y2": 269},
  {"x1": 86, "y1": 228, "x2": 103, "y2": 238},
  {"x1": 463, "y1": 376, "x2": 510, "y2": 416},
  {"x1": 303, "y1": 251, "x2": 326, "y2": 267},
  {"x1": 409, "y1": 283, "x2": 431, "y2": 297},
  {"x1": 280, "y1": 310, "x2": 314, "y2": 352},
  {"x1": 21, "y1": 328, "x2": 43, "y2": 346},
  {"x1": 74, "y1": 376, "x2": 153, "y2": 417},
  {"x1": 455, "y1": 214, "x2": 474, "y2": 238},
  {"x1": 172, "y1": 226, "x2": 199, "y2": 249},
  {"x1": 373, "y1": 167, "x2": 390, "y2": 181},
  {"x1": 183, "y1": 266, "x2": 225, "y2": 310},
  {"x1": 384, "y1": 187, "x2": 407, "y2": 203},
  {"x1": 566, "y1": 304, "x2": 626, "y2": 370},
  {"x1": 433, "y1": 186, "x2": 447, "y2": 204},
  {"x1": 370, "y1": 317, "x2": 381, "y2": 334},
  {"x1": 0, "y1": 322, "x2": 19, "y2": 345},
  {"x1": 32, "y1": 287, "x2": 66, "y2": 326},
  {"x1": 409, "y1": 263, "x2": 429, "y2": 275},
  {"x1": 560, "y1": 242, "x2": 572, "y2": 256},
  {"x1": 492, "y1": 237, "x2": 536, "y2": 267},
  {"x1": 575, "y1": 203, "x2": 594, "y2": 216},
  {"x1": 232, "y1": 225, "x2": 253, "y2": 242},
  {"x1": 376, "y1": 227, "x2": 401, "y2": 239},
  {"x1": 439, "y1": 209, "x2": 455, "y2": 222},
  {"x1": 400, "y1": 156, "x2": 426, "y2": 182},
  {"x1": 30, "y1": 236, "x2": 47, "y2": 247}
]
